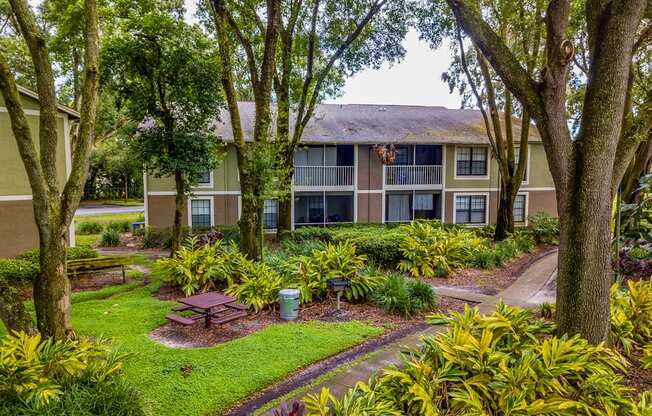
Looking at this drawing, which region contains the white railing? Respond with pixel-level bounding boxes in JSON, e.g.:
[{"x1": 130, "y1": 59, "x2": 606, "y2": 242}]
[
  {"x1": 294, "y1": 166, "x2": 354, "y2": 187},
  {"x1": 384, "y1": 165, "x2": 442, "y2": 186}
]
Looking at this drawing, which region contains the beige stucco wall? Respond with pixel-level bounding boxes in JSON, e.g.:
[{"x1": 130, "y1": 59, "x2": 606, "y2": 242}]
[
  {"x1": 147, "y1": 145, "x2": 240, "y2": 192},
  {"x1": 147, "y1": 194, "x2": 239, "y2": 228},
  {"x1": 0, "y1": 200, "x2": 40, "y2": 257}
]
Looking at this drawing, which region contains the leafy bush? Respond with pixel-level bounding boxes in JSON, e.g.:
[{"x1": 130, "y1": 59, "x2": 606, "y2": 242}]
[
  {"x1": 77, "y1": 221, "x2": 104, "y2": 235},
  {"x1": 291, "y1": 227, "x2": 334, "y2": 242},
  {"x1": 471, "y1": 247, "x2": 497, "y2": 269},
  {"x1": 306, "y1": 304, "x2": 648, "y2": 415},
  {"x1": 141, "y1": 227, "x2": 172, "y2": 249},
  {"x1": 16, "y1": 246, "x2": 98, "y2": 263},
  {"x1": 0, "y1": 258, "x2": 39, "y2": 282},
  {"x1": 330, "y1": 226, "x2": 405, "y2": 267},
  {"x1": 106, "y1": 220, "x2": 130, "y2": 233},
  {"x1": 618, "y1": 248, "x2": 652, "y2": 280},
  {"x1": 610, "y1": 279, "x2": 652, "y2": 355},
  {"x1": 99, "y1": 229, "x2": 121, "y2": 247},
  {"x1": 399, "y1": 221, "x2": 486, "y2": 277},
  {"x1": 224, "y1": 262, "x2": 282, "y2": 312},
  {"x1": 371, "y1": 274, "x2": 437, "y2": 317},
  {"x1": 280, "y1": 238, "x2": 327, "y2": 257},
  {"x1": 153, "y1": 237, "x2": 229, "y2": 296},
  {"x1": 0, "y1": 331, "x2": 142, "y2": 414},
  {"x1": 527, "y1": 212, "x2": 559, "y2": 244}
]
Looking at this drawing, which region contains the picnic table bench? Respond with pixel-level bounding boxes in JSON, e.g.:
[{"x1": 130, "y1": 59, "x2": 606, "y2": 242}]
[
  {"x1": 166, "y1": 292, "x2": 247, "y2": 328},
  {"x1": 67, "y1": 256, "x2": 133, "y2": 282}
]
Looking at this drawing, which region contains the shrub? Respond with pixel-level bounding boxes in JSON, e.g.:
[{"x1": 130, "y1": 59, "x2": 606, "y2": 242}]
[
  {"x1": 77, "y1": 221, "x2": 104, "y2": 235},
  {"x1": 330, "y1": 226, "x2": 404, "y2": 267},
  {"x1": 610, "y1": 280, "x2": 652, "y2": 355},
  {"x1": 291, "y1": 227, "x2": 334, "y2": 242},
  {"x1": 216, "y1": 225, "x2": 240, "y2": 244},
  {"x1": 0, "y1": 331, "x2": 142, "y2": 414},
  {"x1": 471, "y1": 248, "x2": 497, "y2": 269},
  {"x1": 399, "y1": 221, "x2": 486, "y2": 277},
  {"x1": 281, "y1": 238, "x2": 327, "y2": 257},
  {"x1": 16, "y1": 246, "x2": 98, "y2": 263},
  {"x1": 306, "y1": 304, "x2": 646, "y2": 415},
  {"x1": 99, "y1": 229, "x2": 121, "y2": 247},
  {"x1": 527, "y1": 212, "x2": 559, "y2": 244},
  {"x1": 141, "y1": 227, "x2": 172, "y2": 249},
  {"x1": 106, "y1": 220, "x2": 130, "y2": 233},
  {"x1": 153, "y1": 237, "x2": 229, "y2": 296},
  {"x1": 371, "y1": 274, "x2": 437, "y2": 317},
  {"x1": 224, "y1": 262, "x2": 282, "y2": 312},
  {"x1": 618, "y1": 249, "x2": 652, "y2": 280},
  {"x1": 0, "y1": 258, "x2": 39, "y2": 282}
]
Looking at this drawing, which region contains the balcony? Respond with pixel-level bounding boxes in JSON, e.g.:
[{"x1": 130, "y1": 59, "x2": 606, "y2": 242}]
[
  {"x1": 294, "y1": 166, "x2": 354, "y2": 188},
  {"x1": 384, "y1": 165, "x2": 443, "y2": 188}
]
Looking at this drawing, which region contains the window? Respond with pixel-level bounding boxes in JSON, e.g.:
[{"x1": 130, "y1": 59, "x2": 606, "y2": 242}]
[
  {"x1": 264, "y1": 199, "x2": 278, "y2": 229},
  {"x1": 294, "y1": 192, "x2": 353, "y2": 226},
  {"x1": 455, "y1": 195, "x2": 487, "y2": 224},
  {"x1": 514, "y1": 194, "x2": 527, "y2": 223},
  {"x1": 513, "y1": 146, "x2": 528, "y2": 181},
  {"x1": 190, "y1": 199, "x2": 211, "y2": 228},
  {"x1": 394, "y1": 145, "x2": 413, "y2": 165},
  {"x1": 385, "y1": 191, "x2": 440, "y2": 222},
  {"x1": 456, "y1": 146, "x2": 487, "y2": 176},
  {"x1": 326, "y1": 194, "x2": 353, "y2": 223},
  {"x1": 196, "y1": 169, "x2": 211, "y2": 186}
]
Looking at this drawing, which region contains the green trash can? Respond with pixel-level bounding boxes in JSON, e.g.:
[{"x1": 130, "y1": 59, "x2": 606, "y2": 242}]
[{"x1": 279, "y1": 289, "x2": 300, "y2": 321}]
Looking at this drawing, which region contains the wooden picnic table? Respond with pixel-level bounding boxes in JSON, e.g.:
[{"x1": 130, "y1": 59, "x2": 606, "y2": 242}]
[{"x1": 166, "y1": 292, "x2": 247, "y2": 328}]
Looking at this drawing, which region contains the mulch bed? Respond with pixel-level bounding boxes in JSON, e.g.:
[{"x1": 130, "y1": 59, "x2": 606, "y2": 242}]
[
  {"x1": 425, "y1": 245, "x2": 558, "y2": 295},
  {"x1": 150, "y1": 282, "x2": 472, "y2": 348},
  {"x1": 19, "y1": 271, "x2": 130, "y2": 299},
  {"x1": 624, "y1": 354, "x2": 652, "y2": 395}
]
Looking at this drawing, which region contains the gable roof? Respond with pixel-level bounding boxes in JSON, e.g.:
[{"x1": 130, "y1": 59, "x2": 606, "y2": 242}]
[
  {"x1": 215, "y1": 102, "x2": 540, "y2": 145},
  {"x1": 17, "y1": 86, "x2": 81, "y2": 119}
]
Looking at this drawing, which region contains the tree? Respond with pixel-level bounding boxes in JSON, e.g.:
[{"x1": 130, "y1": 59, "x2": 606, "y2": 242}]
[
  {"x1": 102, "y1": 6, "x2": 224, "y2": 255},
  {"x1": 444, "y1": 0, "x2": 650, "y2": 343},
  {"x1": 416, "y1": 0, "x2": 545, "y2": 241},
  {"x1": 207, "y1": 0, "x2": 282, "y2": 260},
  {"x1": 0, "y1": 0, "x2": 100, "y2": 338},
  {"x1": 273, "y1": 0, "x2": 410, "y2": 238}
]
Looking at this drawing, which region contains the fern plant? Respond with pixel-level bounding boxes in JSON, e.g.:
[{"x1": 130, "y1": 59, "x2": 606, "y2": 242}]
[{"x1": 224, "y1": 262, "x2": 282, "y2": 312}]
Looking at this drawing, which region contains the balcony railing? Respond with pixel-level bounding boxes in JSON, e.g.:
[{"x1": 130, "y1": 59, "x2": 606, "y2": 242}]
[
  {"x1": 294, "y1": 166, "x2": 354, "y2": 187},
  {"x1": 384, "y1": 165, "x2": 442, "y2": 186}
]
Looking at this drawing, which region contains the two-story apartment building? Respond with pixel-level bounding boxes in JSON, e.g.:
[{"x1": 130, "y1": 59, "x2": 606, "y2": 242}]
[
  {"x1": 145, "y1": 103, "x2": 557, "y2": 230},
  {"x1": 0, "y1": 87, "x2": 78, "y2": 257}
]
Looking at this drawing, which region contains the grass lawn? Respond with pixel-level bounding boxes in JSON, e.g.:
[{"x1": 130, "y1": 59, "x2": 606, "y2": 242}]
[
  {"x1": 76, "y1": 212, "x2": 144, "y2": 225},
  {"x1": 3, "y1": 280, "x2": 382, "y2": 415},
  {"x1": 76, "y1": 233, "x2": 100, "y2": 246},
  {"x1": 80, "y1": 199, "x2": 144, "y2": 206}
]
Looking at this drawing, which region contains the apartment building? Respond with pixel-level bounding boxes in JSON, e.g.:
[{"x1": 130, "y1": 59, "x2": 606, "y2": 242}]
[
  {"x1": 145, "y1": 103, "x2": 557, "y2": 230},
  {"x1": 0, "y1": 87, "x2": 78, "y2": 257}
]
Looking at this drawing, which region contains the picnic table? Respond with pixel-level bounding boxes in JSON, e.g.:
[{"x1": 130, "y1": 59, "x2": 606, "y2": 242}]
[{"x1": 166, "y1": 292, "x2": 247, "y2": 328}]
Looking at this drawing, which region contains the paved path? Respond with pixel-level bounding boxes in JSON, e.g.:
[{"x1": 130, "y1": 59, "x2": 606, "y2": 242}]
[
  {"x1": 255, "y1": 250, "x2": 558, "y2": 416},
  {"x1": 75, "y1": 204, "x2": 144, "y2": 217}
]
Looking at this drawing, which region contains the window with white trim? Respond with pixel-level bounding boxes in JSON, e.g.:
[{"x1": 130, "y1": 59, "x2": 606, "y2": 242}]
[
  {"x1": 195, "y1": 169, "x2": 211, "y2": 185},
  {"x1": 514, "y1": 194, "x2": 526, "y2": 222},
  {"x1": 513, "y1": 146, "x2": 527, "y2": 180},
  {"x1": 456, "y1": 146, "x2": 487, "y2": 176},
  {"x1": 263, "y1": 199, "x2": 278, "y2": 229},
  {"x1": 455, "y1": 195, "x2": 487, "y2": 224},
  {"x1": 190, "y1": 199, "x2": 211, "y2": 228}
]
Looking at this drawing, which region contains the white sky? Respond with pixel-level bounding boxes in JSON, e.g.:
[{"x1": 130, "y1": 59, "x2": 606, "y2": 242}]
[
  {"x1": 327, "y1": 30, "x2": 461, "y2": 109},
  {"x1": 184, "y1": 2, "x2": 461, "y2": 109}
]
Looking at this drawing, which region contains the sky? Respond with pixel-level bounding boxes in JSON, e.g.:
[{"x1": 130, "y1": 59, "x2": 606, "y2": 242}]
[
  {"x1": 184, "y1": 2, "x2": 462, "y2": 109},
  {"x1": 327, "y1": 30, "x2": 461, "y2": 109}
]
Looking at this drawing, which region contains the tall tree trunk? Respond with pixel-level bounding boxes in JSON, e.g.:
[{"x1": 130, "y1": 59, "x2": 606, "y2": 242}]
[
  {"x1": 556, "y1": 176, "x2": 612, "y2": 343},
  {"x1": 0, "y1": 278, "x2": 35, "y2": 335},
  {"x1": 33, "y1": 228, "x2": 73, "y2": 338},
  {"x1": 276, "y1": 164, "x2": 294, "y2": 239},
  {"x1": 239, "y1": 179, "x2": 262, "y2": 260},
  {"x1": 171, "y1": 170, "x2": 185, "y2": 256},
  {"x1": 495, "y1": 179, "x2": 516, "y2": 240},
  {"x1": 621, "y1": 137, "x2": 652, "y2": 204}
]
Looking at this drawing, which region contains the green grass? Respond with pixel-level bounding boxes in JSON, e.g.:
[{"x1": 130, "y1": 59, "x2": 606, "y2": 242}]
[
  {"x1": 81, "y1": 199, "x2": 144, "y2": 207},
  {"x1": 3, "y1": 280, "x2": 382, "y2": 415},
  {"x1": 76, "y1": 234, "x2": 100, "y2": 246},
  {"x1": 77, "y1": 212, "x2": 144, "y2": 224}
]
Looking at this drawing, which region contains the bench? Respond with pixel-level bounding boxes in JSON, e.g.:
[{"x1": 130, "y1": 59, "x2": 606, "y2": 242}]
[
  {"x1": 211, "y1": 310, "x2": 247, "y2": 325},
  {"x1": 166, "y1": 314, "x2": 195, "y2": 326},
  {"x1": 67, "y1": 256, "x2": 133, "y2": 282}
]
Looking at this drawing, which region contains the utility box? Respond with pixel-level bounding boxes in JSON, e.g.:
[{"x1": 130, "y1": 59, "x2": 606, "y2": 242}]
[{"x1": 279, "y1": 288, "x2": 300, "y2": 321}]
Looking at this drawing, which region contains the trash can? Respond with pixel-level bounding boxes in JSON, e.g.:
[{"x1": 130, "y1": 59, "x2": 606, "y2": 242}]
[{"x1": 279, "y1": 288, "x2": 300, "y2": 321}]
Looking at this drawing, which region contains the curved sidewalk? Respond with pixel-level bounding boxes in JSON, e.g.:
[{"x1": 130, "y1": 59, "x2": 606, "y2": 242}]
[{"x1": 250, "y1": 249, "x2": 558, "y2": 416}]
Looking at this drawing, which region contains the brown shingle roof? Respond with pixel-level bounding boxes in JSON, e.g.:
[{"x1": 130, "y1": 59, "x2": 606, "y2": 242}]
[{"x1": 215, "y1": 102, "x2": 540, "y2": 145}]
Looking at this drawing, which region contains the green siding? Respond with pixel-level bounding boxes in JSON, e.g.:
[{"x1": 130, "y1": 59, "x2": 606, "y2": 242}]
[
  {"x1": 147, "y1": 144, "x2": 240, "y2": 192},
  {"x1": 0, "y1": 110, "x2": 68, "y2": 195},
  {"x1": 444, "y1": 143, "x2": 554, "y2": 189}
]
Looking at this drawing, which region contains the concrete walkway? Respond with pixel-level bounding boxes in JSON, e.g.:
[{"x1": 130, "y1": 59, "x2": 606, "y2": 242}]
[{"x1": 255, "y1": 250, "x2": 558, "y2": 415}]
